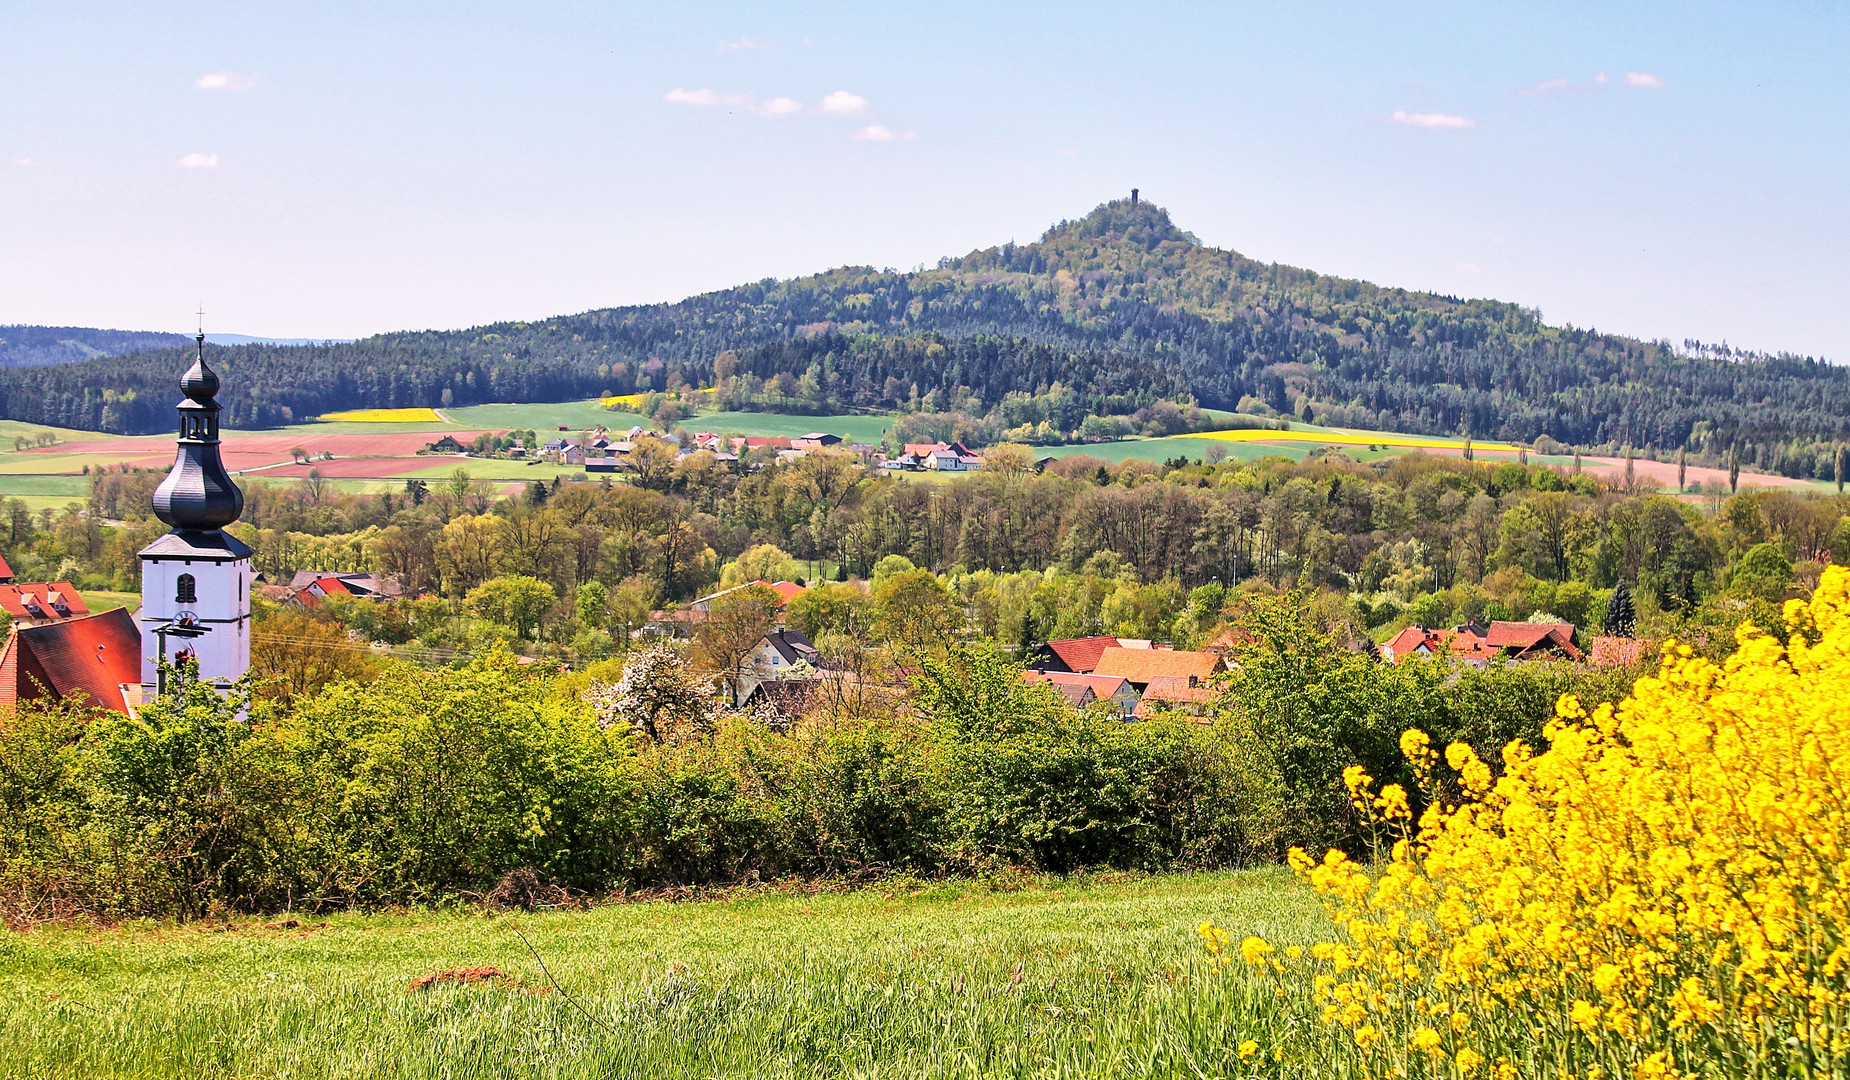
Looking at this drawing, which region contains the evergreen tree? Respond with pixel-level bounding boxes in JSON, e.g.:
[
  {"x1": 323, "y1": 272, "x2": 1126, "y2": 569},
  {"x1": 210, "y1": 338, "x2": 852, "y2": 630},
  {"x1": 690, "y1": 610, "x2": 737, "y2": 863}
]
[{"x1": 1603, "y1": 581, "x2": 1637, "y2": 639}]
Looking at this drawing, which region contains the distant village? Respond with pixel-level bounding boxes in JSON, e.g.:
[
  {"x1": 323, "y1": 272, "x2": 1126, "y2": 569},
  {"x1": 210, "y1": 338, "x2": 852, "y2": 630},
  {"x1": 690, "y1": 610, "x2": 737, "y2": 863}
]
[{"x1": 425, "y1": 426, "x2": 1013, "y2": 474}]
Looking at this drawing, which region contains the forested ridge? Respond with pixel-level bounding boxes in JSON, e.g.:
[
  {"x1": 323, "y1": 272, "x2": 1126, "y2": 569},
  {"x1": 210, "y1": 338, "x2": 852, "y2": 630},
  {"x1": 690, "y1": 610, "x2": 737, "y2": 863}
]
[
  {"x1": 0, "y1": 325, "x2": 191, "y2": 369},
  {"x1": 4, "y1": 198, "x2": 1841, "y2": 453}
]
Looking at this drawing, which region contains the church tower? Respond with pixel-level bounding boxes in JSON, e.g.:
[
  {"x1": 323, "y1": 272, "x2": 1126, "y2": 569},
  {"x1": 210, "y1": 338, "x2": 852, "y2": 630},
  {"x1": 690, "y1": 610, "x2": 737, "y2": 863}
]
[{"x1": 138, "y1": 330, "x2": 253, "y2": 691}]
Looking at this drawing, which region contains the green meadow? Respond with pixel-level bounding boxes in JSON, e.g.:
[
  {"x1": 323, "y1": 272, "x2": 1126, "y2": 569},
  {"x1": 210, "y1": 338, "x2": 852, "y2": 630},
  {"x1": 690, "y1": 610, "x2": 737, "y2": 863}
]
[{"x1": 2, "y1": 869, "x2": 1330, "y2": 1080}]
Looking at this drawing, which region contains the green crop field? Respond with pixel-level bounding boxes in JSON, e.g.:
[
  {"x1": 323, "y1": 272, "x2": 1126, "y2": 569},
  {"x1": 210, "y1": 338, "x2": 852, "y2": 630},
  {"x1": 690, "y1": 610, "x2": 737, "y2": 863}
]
[
  {"x1": 3, "y1": 868, "x2": 1328, "y2": 1079},
  {"x1": 691, "y1": 410, "x2": 894, "y2": 444}
]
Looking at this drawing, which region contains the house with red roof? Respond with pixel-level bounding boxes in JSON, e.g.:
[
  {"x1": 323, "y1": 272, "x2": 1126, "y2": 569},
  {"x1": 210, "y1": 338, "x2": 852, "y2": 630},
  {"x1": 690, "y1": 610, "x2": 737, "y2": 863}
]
[
  {"x1": 1035, "y1": 635, "x2": 1122, "y2": 674},
  {"x1": 1383, "y1": 621, "x2": 1580, "y2": 664},
  {"x1": 0, "y1": 553, "x2": 13, "y2": 583},
  {"x1": 1484, "y1": 621, "x2": 1582, "y2": 661},
  {"x1": 1091, "y1": 646, "x2": 1223, "y2": 692},
  {"x1": 0, "y1": 608, "x2": 143, "y2": 714},
  {"x1": 1021, "y1": 670, "x2": 1139, "y2": 717},
  {"x1": 0, "y1": 582, "x2": 91, "y2": 627},
  {"x1": 285, "y1": 571, "x2": 403, "y2": 608}
]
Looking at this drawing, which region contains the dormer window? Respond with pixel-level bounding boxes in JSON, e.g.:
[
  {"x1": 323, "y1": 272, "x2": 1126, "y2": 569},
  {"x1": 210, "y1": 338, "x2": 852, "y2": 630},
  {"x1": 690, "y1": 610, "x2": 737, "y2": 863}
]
[{"x1": 176, "y1": 573, "x2": 196, "y2": 604}]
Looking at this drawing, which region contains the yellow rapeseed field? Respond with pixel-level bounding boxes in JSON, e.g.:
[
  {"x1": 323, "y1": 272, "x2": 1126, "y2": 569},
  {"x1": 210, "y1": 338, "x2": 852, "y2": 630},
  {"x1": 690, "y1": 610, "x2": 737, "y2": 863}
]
[
  {"x1": 317, "y1": 407, "x2": 445, "y2": 423},
  {"x1": 1205, "y1": 565, "x2": 1850, "y2": 1078}
]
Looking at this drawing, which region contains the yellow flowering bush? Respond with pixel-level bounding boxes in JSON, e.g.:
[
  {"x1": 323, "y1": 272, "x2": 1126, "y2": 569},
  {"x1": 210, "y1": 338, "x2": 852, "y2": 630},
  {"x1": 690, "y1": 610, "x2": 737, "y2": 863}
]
[{"x1": 1207, "y1": 565, "x2": 1850, "y2": 1078}]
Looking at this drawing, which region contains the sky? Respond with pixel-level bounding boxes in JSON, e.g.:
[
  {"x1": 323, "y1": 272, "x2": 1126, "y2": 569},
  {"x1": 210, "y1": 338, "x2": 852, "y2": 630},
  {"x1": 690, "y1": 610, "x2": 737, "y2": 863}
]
[{"x1": 2, "y1": 1, "x2": 1845, "y2": 360}]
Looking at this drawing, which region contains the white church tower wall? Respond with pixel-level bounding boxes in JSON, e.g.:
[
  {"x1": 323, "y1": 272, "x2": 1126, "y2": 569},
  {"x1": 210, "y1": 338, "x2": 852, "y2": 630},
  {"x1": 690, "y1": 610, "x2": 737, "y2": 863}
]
[{"x1": 137, "y1": 329, "x2": 254, "y2": 690}]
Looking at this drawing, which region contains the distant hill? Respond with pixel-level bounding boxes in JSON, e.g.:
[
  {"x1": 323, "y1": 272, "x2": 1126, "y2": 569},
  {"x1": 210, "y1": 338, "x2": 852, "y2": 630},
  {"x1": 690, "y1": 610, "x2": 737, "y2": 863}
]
[
  {"x1": 0, "y1": 199, "x2": 1841, "y2": 473},
  {"x1": 0, "y1": 325, "x2": 191, "y2": 368},
  {"x1": 206, "y1": 333, "x2": 354, "y2": 347}
]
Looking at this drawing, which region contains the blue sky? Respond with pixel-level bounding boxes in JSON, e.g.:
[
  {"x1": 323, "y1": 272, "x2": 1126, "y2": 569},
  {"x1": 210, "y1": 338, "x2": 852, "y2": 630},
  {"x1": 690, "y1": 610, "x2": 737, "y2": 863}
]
[{"x1": 2, "y1": 1, "x2": 1844, "y2": 360}]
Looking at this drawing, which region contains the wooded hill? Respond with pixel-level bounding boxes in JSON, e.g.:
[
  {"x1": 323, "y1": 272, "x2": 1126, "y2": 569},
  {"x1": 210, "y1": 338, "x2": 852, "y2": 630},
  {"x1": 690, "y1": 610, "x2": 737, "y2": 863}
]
[
  {"x1": 4, "y1": 199, "x2": 1842, "y2": 461},
  {"x1": 0, "y1": 325, "x2": 191, "y2": 369}
]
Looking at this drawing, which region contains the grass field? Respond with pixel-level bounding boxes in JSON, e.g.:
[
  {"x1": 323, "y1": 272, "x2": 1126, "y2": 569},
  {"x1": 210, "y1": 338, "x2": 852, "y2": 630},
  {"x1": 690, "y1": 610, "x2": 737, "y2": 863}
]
[
  {"x1": 1, "y1": 868, "x2": 1330, "y2": 1079},
  {"x1": 75, "y1": 590, "x2": 138, "y2": 614}
]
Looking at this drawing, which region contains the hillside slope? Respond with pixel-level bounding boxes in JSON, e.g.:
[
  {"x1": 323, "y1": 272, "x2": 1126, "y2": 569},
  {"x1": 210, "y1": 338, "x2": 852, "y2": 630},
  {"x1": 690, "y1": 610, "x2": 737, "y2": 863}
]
[
  {"x1": 0, "y1": 199, "x2": 1840, "y2": 464},
  {"x1": 0, "y1": 325, "x2": 191, "y2": 368}
]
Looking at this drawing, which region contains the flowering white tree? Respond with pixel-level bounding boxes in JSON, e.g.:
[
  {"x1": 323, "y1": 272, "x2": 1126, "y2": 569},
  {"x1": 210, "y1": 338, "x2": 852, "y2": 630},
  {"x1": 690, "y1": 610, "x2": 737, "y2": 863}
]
[{"x1": 585, "y1": 646, "x2": 715, "y2": 742}]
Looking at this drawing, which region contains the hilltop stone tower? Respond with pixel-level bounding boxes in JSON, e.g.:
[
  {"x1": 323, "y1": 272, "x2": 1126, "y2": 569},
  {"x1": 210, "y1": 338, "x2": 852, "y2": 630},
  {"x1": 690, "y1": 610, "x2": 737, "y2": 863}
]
[{"x1": 138, "y1": 331, "x2": 253, "y2": 690}]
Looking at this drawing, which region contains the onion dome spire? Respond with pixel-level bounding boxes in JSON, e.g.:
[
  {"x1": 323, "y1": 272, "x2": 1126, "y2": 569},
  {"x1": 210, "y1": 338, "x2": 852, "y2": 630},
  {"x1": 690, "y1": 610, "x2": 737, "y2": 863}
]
[{"x1": 151, "y1": 329, "x2": 244, "y2": 531}]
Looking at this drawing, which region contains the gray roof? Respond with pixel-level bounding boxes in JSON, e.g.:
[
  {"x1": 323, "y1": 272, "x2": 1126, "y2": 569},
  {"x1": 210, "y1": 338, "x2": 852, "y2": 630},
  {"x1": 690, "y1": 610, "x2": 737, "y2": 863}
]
[{"x1": 139, "y1": 529, "x2": 255, "y2": 561}]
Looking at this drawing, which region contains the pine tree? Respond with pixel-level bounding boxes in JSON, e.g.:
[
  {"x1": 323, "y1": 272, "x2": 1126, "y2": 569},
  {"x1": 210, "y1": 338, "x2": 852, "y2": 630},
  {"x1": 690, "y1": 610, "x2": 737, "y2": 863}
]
[
  {"x1": 1729, "y1": 445, "x2": 1741, "y2": 494},
  {"x1": 1677, "y1": 446, "x2": 1687, "y2": 493},
  {"x1": 1571, "y1": 449, "x2": 1582, "y2": 476},
  {"x1": 1603, "y1": 581, "x2": 1637, "y2": 638},
  {"x1": 1836, "y1": 441, "x2": 1844, "y2": 494}
]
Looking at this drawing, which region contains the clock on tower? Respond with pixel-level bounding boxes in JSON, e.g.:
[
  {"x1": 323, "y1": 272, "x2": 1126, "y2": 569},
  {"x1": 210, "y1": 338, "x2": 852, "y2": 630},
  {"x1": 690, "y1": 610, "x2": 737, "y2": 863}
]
[{"x1": 137, "y1": 328, "x2": 253, "y2": 693}]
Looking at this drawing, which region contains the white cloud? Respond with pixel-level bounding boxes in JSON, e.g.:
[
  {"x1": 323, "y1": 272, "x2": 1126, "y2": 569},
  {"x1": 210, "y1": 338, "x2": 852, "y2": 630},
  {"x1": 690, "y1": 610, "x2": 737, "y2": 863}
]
[
  {"x1": 195, "y1": 70, "x2": 255, "y2": 92},
  {"x1": 12, "y1": 156, "x2": 41, "y2": 166},
  {"x1": 664, "y1": 87, "x2": 751, "y2": 107},
  {"x1": 1518, "y1": 77, "x2": 1569, "y2": 96},
  {"x1": 850, "y1": 124, "x2": 914, "y2": 142},
  {"x1": 1055, "y1": 147, "x2": 1078, "y2": 157},
  {"x1": 717, "y1": 38, "x2": 766, "y2": 52},
  {"x1": 1389, "y1": 110, "x2": 1477, "y2": 130},
  {"x1": 1594, "y1": 73, "x2": 1610, "y2": 84},
  {"x1": 664, "y1": 88, "x2": 806, "y2": 116},
  {"x1": 1624, "y1": 71, "x2": 1666, "y2": 88},
  {"x1": 820, "y1": 90, "x2": 869, "y2": 116},
  {"x1": 1455, "y1": 262, "x2": 1484, "y2": 272},
  {"x1": 177, "y1": 152, "x2": 219, "y2": 168}
]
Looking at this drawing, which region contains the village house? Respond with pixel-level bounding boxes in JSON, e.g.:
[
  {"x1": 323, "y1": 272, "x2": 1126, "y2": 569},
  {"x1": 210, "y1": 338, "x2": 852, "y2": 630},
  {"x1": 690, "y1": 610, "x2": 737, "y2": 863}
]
[
  {"x1": 790, "y1": 432, "x2": 843, "y2": 451},
  {"x1": 1381, "y1": 621, "x2": 1582, "y2": 665},
  {"x1": 1021, "y1": 670, "x2": 1140, "y2": 717},
  {"x1": 726, "y1": 627, "x2": 824, "y2": 707},
  {"x1": 0, "y1": 582, "x2": 90, "y2": 627},
  {"x1": 0, "y1": 607, "x2": 143, "y2": 714},
  {"x1": 426, "y1": 435, "x2": 466, "y2": 454},
  {"x1": 1032, "y1": 635, "x2": 1123, "y2": 674},
  {"x1": 647, "y1": 579, "x2": 807, "y2": 637},
  {"x1": 926, "y1": 447, "x2": 982, "y2": 472},
  {"x1": 284, "y1": 571, "x2": 403, "y2": 607},
  {"x1": 1091, "y1": 646, "x2": 1224, "y2": 694}
]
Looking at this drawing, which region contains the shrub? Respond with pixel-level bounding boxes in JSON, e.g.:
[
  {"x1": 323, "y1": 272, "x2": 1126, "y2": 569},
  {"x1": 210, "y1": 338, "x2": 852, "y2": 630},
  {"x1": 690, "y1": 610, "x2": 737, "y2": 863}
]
[{"x1": 1208, "y1": 564, "x2": 1850, "y2": 1078}]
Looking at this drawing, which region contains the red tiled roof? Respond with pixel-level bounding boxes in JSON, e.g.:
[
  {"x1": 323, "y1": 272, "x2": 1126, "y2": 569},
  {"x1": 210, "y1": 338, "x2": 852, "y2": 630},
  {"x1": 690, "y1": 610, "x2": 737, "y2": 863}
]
[
  {"x1": 1022, "y1": 670, "x2": 1133, "y2": 700},
  {"x1": 313, "y1": 576, "x2": 353, "y2": 596},
  {"x1": 1384, "y1": 625, "x2": 1500, "y2": 662},
  {"x1": 1485, "y1": 621, "x2": 1581, "y2": 659},
  {"x1": 767, "y1": 581, "x2": 807, "y2": 605},
  {"x1": 0, "y1": 582, "x2": 90, "y2": 621},
  {"x1": 1140, "y1": 674, "x2": 1216, "y2": 703},
  {"x1": 0, "y1": 608, "x2": 141, "y2": 713},
  {"x1": 1092, "y1": 647, "x2": 1223, "y2": 684},
  {"x1": 0, "y1": 553, "x2": 12, "y2": 579},
  {"x1": 1044, "y1": 636, "x2": 1120, "y2": 673}
]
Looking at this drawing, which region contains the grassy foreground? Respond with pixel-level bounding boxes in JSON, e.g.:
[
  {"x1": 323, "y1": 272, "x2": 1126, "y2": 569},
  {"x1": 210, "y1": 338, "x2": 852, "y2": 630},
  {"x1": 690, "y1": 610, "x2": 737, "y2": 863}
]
[{"x1": 2, "y1": 868, "x2": 1325, "y2": 1080}]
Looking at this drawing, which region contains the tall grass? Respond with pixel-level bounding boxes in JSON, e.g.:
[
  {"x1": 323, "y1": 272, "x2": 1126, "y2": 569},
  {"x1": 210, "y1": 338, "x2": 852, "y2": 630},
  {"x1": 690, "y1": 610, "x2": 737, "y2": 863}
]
[{"x1": 4, "y1": 869, "x2": 1325, "y2": 1079}]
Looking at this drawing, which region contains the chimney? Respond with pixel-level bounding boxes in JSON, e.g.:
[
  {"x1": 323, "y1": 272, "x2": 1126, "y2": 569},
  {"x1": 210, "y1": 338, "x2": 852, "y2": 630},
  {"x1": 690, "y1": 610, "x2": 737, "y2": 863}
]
[{"x1": 1130, "y1": 188, "x2": 1139, "y2": 205}]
